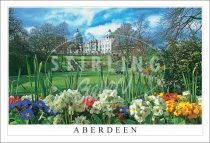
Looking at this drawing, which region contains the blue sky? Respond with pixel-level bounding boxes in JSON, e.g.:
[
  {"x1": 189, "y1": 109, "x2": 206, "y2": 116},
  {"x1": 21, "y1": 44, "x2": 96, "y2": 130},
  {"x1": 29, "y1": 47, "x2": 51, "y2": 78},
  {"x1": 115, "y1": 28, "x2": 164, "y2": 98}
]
[{"x1": 14, "y1": 8, "x2": 167, "y2": 40}]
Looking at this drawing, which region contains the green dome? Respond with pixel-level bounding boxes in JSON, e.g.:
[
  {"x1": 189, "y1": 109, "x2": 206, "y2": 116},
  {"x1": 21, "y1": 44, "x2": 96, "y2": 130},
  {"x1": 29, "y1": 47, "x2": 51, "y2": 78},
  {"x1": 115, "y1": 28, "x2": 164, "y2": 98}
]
[{"x1": 106, "y1": 29, "x2": 112, "y2": 37}]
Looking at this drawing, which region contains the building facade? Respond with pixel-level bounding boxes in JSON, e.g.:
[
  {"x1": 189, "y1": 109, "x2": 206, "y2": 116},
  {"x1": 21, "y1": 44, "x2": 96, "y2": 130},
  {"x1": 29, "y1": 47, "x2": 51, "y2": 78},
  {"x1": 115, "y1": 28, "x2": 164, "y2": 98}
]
[{"x1": 71, "y1": 29, "x2": 114, "y2": 55}]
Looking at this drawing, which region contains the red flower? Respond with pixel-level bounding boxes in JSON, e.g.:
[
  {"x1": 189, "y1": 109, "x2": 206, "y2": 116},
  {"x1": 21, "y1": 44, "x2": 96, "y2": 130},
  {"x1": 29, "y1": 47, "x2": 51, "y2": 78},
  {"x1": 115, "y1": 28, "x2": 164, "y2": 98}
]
[
  {"x1": 115, "y1": 112, "x2": 125, "y2": 123},
  {"x1": 82, "y1": 97, "x2": 97, "y2": 109},
  {"x1": 15, "y1": 96, "x2": 21, "y2": 102},
  {"x1": 163, "y1": 92, "x2": 178, "y2": 101},
  {"x1": 9, "y1": 96, "x2": 16, "y2": 104},
  {"x1": 9, "y1": 96, "x2": 22, "y2": 104}
]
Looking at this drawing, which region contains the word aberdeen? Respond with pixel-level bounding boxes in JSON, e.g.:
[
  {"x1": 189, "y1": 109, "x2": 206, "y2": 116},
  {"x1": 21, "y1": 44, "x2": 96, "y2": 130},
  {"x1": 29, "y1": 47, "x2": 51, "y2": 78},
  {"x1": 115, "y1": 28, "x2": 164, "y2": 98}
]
[{"x1": 73, "y1": 126, "x2": 137, "y2": 134}]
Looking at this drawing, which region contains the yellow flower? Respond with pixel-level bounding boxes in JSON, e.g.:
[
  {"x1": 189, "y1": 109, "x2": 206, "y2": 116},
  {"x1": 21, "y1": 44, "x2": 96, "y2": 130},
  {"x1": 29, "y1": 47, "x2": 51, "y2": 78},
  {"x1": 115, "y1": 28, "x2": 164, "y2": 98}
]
[
  {"x1": 193, "y1": 108, "x2": 200, "y2": 115},
  {"x1": 173, "y1": 102, "x2": 201, "y2": 119},
  {"x1": 158, "y1": 92, "x2": 164, "y2": 98},
  {"x1": 174, "y1": 110, "x2": 181, "y2": 116},
  {"x1": 165, "y1": 100, "x2": 177, "y2": 113},
  {"x1": 182, "y1": 108, "x2": 189, "y2": 116},
  {"x1": 113, "y1": 103, "x2": 118, "y2": 109}
]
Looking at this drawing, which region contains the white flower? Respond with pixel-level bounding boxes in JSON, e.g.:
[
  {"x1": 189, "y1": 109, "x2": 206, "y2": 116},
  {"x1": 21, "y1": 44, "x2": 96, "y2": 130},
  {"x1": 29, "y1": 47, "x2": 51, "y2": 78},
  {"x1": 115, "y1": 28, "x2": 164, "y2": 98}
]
[
  {"x1": 99, "y1": 89, "x2": 117, "y2": 102},
  {"x1": 129, "y1": 99, "x2": 151, "y2": 123},
  {"x1": 73, "y1": 116, "x2": 90, "y2": 124},
  {"x1": 102, "y1": 104, "x2": 115, "y2": 117},
  {"x1": 183, "y1": 91, "x2": 190, "y2": 96},
  {"x1": 129, "y1": 104, "x2": 137, "y2": 116},
  {"x1": 152, "y1": 106, "x2": 163, "y2": 116},
  {"x1": 147, "y1": 96, "x2": 156, "y2": 102},
  {"x1": 145, "y1": 101, "x2": 152, "y2": 107},
  {"x1": 144, "y1": 95, "x2": 164, "y2": 109},
  {"x1": 55, "y1": 96, "x2": 67, "y2": 108},
  {"x1": 133, "y1": 99, "x2": 143, "y2": 107},
  {"x1": 72, "y1": 103, "x2": 85, "y2": 113},
  {"x1": 43, "y1": 95, "x2": 55, "y2": 106},
  {"x1": 134, "y1": 112, "x2": 147, "y2": 123},
  {"x1": 21, "y1": 95, "x2": 32, "y2": 101},
  {"x1": 90, "y1": 101, "x2": 102, "y2": 114},
  {"x1": 154, "y1": 98, "x2": 160, "y2": 106},
  {"x1": 197, "y1": 97, "x2": 202, "y2": 106},
  {"x1": 93, "y1": 101, "x2": 102, "y2": 110},
  {"x1": 140, "y1": 106, "x2": 151, "y2": 116}
]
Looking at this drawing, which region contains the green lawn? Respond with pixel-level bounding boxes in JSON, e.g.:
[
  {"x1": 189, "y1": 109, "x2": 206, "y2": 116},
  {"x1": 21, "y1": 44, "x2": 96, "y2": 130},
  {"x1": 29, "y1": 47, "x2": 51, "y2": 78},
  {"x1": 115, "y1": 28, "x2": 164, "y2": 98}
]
[
  {"x1": 9, "y1": 70, "x2": 124, "y2": 96},
  {"x1": 9, "y1": 55, "x2": 163, "y2": 97}
]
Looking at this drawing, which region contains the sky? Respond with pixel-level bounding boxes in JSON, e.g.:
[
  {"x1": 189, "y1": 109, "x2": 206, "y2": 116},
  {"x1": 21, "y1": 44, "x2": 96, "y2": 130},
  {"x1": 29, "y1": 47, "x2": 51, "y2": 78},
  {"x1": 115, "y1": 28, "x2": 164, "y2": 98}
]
[{"x1": 14, "y1": 8, "x2": 167, "y2": 40}]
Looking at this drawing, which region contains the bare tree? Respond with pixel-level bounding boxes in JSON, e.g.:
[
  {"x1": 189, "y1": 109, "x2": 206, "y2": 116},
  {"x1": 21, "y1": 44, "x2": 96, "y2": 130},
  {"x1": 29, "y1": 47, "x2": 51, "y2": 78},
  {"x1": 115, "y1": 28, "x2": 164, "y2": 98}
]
[
  {"x1": 133, "y1": 17, "x2": 151, "y2": 56},
  {"x1": 113, "y1": 23, "x2": 138, "y2": 64},
  {"x1": 56, "y1": 22, "x2": 69, "y2": 70},
  {"x1": 161, "y1": 8, "x2": 202, "y2": 40}
]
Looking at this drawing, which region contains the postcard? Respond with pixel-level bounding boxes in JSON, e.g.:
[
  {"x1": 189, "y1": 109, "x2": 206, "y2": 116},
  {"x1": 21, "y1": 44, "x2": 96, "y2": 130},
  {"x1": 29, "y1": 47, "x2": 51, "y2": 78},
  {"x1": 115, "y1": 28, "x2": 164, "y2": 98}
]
[{"x1": 1, "y1": 0, "x2": 209, "y2": 142}]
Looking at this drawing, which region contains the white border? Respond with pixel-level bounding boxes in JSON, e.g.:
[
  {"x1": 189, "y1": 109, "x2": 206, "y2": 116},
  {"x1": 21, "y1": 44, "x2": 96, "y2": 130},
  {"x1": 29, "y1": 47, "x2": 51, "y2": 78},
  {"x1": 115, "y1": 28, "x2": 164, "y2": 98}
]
[{"x1": 1, "y1": 1, "x2": 209, "y2": 142}]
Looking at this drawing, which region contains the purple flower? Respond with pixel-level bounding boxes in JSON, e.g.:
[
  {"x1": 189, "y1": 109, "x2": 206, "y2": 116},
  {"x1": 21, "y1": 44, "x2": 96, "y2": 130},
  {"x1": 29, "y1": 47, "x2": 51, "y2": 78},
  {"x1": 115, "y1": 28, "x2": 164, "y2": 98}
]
[
  {"x1": 21, "y1": 108, "x2": 34, "y2": 120},
  {"x1": 33, "y1": 100, "x2": 47, "y2": 109},
  {"x1": 118, "y1": 106, "x2": 129, "y2": 115},
  {"x1": 21, "y1": 99, "x2": 32, "y2": 108},
  {"x1": 9, "y1": 101, "x2": 22, "y2": 110}
]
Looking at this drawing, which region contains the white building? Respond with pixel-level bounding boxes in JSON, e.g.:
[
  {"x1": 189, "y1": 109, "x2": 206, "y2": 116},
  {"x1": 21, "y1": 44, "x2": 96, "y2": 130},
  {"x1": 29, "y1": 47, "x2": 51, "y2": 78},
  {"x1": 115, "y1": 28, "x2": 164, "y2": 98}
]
[{"x1": 72, "y1": 29, "x2": 114, "y2": 54}]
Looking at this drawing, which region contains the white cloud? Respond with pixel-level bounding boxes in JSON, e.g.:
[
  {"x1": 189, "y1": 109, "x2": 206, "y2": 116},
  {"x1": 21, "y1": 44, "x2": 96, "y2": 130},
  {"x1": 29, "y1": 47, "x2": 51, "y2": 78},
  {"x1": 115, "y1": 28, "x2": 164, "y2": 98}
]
[
  {"x1": 46, "y1": 8, "x2": 110, "y2": 27},
  {"x1": 43, "y1": 8, "x2": 109, "y2": 27},
  {"x1": 147, "y1": 15, "x2": 161, "y2": 28},
  {"x1": 103, "y1": 13, "x2": 110, "y2": 19},
  {"x1": 63, "y1": 8, "x2": 97, "y2": 25},
  {"x1": 85, "y1": 22, "x2": 121, "y2": 39},
  {"x1": 25, "y1": 26, "x2": 35, "y2": 32}
]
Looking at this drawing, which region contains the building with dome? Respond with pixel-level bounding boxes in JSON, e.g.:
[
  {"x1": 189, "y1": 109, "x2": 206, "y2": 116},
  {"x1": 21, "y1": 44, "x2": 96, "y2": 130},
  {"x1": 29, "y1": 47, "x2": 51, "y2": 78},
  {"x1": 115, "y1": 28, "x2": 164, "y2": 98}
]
[
  {"x1": 70, "y1": 29, "x2": 114, "y2": 55},
  {"x1": 73, "y1": 28, "x2": 83, "y2": 51}
]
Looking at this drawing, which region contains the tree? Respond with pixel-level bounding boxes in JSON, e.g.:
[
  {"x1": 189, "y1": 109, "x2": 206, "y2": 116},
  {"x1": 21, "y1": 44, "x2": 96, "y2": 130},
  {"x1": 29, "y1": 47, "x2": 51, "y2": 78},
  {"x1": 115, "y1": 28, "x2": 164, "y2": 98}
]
[
  {"x1": 9, "y1": 9, "x2": 31, "y2": 76},
  {"x1": 56, "y1": 22, "x2": 69, "y2": 70},
  {"x1": 113, "y1": 23, "x2": 138, "y2": 64},
  {"x1": 161, "y1": 8, "x2": 202, "y2": 41},
  {"x1": 29, "y1": 23, "x2": 69, "y2": 55},
  {"x1": 158, "y1": 8, "x2": 202, "y2": 94},
  {"x1": 133, "y1": 17, "x2": 152, "y2": 57}
]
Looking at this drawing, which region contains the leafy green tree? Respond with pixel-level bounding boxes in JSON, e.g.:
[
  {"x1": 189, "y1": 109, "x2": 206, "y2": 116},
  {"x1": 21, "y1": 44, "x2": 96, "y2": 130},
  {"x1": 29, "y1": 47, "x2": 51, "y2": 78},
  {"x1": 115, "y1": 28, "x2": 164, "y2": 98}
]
[{"x1": 9, "y1": 9, "x2": 31, "y2": 76}]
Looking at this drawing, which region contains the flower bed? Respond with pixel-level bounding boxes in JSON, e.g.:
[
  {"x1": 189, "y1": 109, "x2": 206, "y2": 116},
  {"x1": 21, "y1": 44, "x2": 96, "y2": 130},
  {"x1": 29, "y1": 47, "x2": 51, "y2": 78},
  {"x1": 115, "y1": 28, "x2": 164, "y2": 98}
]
[{"x1": 9, "y1": 89, "x2": 202, "y2": 124}]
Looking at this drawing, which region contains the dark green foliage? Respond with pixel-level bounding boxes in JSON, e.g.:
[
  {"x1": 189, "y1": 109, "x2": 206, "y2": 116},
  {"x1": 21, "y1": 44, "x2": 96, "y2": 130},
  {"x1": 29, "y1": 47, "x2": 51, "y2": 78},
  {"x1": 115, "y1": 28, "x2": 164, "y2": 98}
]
[
  {"x1": 9, "y1": 9, "x2": 50, "y2": 76},
  {"x1": 162, "y1": 39, "x2": 201, "y2": 95}
]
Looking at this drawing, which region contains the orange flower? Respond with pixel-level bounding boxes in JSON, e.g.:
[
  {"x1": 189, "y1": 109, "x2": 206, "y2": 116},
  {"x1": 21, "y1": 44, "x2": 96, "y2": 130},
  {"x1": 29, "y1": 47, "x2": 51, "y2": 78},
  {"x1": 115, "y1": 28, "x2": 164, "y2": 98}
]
[
  {"x1": 39, "y1": 95, "x2": 43, "y2": 99},
  {"x1": 173, "y1": 102, "x2": 201, "y2": 119},
  {"x1": 165, "y1": 100, "x2": 177, "y2": 113}
]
